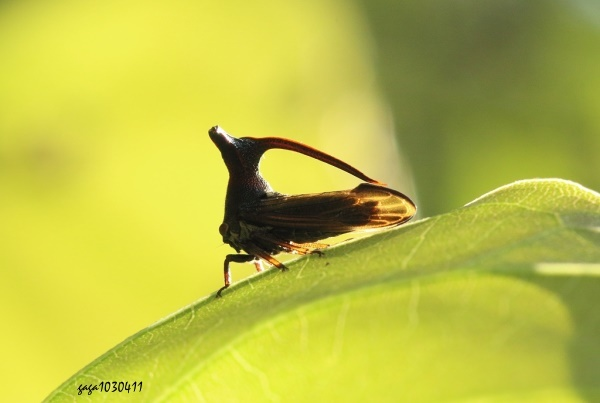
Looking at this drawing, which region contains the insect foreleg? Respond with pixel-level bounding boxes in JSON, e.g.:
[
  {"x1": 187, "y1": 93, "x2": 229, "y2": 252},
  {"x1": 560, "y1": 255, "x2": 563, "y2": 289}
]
[{"x1": 216, "y1": 254, "x2": 256, "y2": 298}]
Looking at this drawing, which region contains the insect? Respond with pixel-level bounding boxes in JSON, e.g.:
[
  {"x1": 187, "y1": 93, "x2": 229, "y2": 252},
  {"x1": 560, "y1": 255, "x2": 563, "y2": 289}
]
[{"x1": 209, "y1": 125, "x2": 416, "y2": 297}]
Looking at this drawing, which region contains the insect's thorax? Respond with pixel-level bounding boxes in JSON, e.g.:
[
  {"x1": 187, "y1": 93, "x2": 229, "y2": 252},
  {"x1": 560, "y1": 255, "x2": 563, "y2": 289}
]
[
  {"x1": 219, "y1": 169, "x2": 275, "y2": 250},
  {"x1": 219, "y1": 219, "x2": 269, "y2": 250}
]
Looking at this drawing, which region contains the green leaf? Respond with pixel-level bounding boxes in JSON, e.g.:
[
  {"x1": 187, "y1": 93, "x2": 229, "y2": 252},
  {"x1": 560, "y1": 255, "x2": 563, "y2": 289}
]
[{"x1": 45, "y1": 179, "x2": 600, "y2": 402}]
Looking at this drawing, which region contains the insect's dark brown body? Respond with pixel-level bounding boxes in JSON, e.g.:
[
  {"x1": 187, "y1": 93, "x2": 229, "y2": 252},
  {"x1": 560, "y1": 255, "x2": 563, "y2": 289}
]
[{"x1": 209, "y1": 126, "x2": 416, "y2": 297}]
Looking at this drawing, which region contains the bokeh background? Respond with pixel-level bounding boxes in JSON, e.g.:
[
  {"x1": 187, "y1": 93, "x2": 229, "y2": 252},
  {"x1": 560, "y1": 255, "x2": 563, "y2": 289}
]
[{"x1": 1, "y1": 1, "x2": 599, "y2": 401}]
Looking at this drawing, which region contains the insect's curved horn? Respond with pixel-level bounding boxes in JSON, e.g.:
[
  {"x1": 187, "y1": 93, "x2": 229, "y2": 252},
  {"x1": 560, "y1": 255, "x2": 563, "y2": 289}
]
[{"x1": 250, "y1": 136, "x2": 384, "y2": 185}]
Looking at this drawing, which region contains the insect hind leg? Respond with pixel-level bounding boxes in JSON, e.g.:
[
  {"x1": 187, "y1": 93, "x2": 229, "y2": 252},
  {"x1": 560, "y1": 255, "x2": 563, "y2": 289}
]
[{"x1": 295, "y1": 241, "x2": 329, "y2": 256}]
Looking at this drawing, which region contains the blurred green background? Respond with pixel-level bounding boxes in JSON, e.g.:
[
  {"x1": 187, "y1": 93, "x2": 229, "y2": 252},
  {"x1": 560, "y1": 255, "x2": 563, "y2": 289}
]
[{"x1": 1, "y1": 1, "x2": 598, "y2": 401}]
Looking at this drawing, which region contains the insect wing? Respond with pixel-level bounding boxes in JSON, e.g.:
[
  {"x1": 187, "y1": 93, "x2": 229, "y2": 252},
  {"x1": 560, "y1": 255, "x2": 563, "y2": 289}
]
[{"x1": 240, "y1": 183, "x2": 416, "y2": 234}]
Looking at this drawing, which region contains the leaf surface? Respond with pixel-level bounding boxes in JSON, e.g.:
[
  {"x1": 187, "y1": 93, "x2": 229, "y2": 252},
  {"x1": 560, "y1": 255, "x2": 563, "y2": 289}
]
[{"x1": 45, "y1": 179, "x2": 600, "y2": 402}]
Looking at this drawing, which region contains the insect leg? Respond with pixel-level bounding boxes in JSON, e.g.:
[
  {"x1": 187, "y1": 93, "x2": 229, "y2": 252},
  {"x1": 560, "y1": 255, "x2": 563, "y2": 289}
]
[
  {"x1": 253, "y1": 233, "x2": 328, "y2": 255},
  {"x1": 253, "y1": 259, "x2": 265, "y2": 272},
  {"x1": 244, "y1": 244, "x2": 289, "y2": 272},
  {"x1": 217, "y1": 254, "x2": 256, "y2": 298},
  {"x1": 292, "y1": 241, "x2": 328, "y2": 256}
]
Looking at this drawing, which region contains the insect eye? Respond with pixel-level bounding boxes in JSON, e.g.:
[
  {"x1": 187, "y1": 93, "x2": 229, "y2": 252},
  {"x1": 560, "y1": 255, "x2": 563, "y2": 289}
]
[{"x1": 219, "y1": 223, "x2": 229, "y2": 236}]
